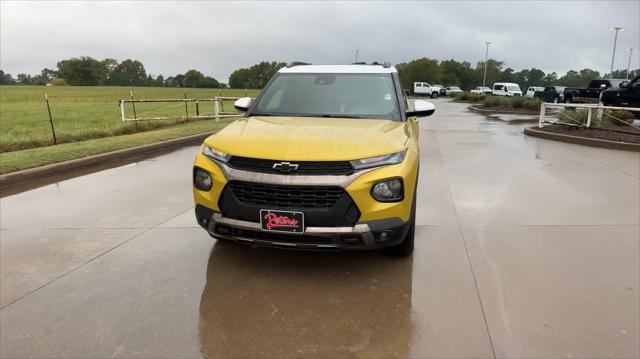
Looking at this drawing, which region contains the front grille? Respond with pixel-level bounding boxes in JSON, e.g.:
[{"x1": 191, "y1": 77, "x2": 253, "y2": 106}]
[
  {"x1": 227, "y1": 156, "x2": 354, "y2": 176},
  {"x1": 227, "y1": 181, "x2": 343, "y2": 209}
]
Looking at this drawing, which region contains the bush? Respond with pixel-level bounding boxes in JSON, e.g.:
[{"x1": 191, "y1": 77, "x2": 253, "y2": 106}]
[
  {"x1": 557, "y1": 108, "x2": 619, "y2": 129},
  {"x1": 452, "y1": 92, "x2": 485, "y2": 102},
  {"x1": 481, "y1": 96, "x2": 540, "y2": 110},
  {"x1": 483, "y1": 96, "x2": 504, "y2": 107},
  {"x1": 521, "y1": 99, "x2": 542, "y2": 110},
  {"x1": 558, "y1": 109, "x2": 589, "y2": 126},
  {"x1": 608, "y1": 110, "x2": 635, "y2": 124}
]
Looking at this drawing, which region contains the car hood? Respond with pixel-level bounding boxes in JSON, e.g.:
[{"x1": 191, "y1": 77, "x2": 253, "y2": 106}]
[{"x1": 203, "y1": 116, "x2": 409, "y2": 161}]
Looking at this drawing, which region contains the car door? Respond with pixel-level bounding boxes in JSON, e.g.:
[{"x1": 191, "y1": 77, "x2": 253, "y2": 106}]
[{"x1": 618, "y1": 78, "x2": 640, "y2": 107}]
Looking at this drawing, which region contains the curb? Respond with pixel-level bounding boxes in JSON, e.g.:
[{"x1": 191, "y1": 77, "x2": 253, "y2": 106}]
[
  {"x1": 0, "y1": 132, "x2": 215, "y2": 190},
  {"x1": 524, "y1": 127, "x2": 640, "y2": 152},
  {"x1": 468, "y1": 105, "x2": 540, "y2": 115}
]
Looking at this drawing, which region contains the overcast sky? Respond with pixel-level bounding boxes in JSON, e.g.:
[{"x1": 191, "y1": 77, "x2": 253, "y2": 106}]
[{"x1": 1, "y1": 1, "x2": 639, "y2": 82}]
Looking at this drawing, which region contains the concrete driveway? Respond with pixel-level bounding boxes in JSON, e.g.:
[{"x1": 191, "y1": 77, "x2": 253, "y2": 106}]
[{"x1": 1, "y1": 99, "x2": 638, "y2": 358}]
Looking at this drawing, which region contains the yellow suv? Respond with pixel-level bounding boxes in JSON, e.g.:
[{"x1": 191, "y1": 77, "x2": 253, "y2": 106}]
[{"x1": 193, "y1": 63, "x2": 435, "y2": 256}]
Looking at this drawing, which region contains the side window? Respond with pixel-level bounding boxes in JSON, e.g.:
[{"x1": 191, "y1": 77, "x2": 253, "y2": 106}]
[
  {"x1": 416, "y1": 83, "x2": 422, "y2": 87},
  {"x1": 631, "y1": 80, "x2": 640, "y2": 91},
  {"x1": 494, "y1": 85, "x2": 503, "y2": 91}
]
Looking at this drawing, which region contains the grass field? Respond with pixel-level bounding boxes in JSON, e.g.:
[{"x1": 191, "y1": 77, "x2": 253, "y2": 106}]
[
  {"x1": 0, "y1": 118, "x2": 235, "y2": 174},
  {"x1": 0, "y1": 86, "x2": 261, "y2": 152}
]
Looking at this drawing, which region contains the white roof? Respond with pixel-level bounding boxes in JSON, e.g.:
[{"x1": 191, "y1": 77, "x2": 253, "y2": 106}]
[{"x1": 279, "y1": 64, "x2": 397, "y2": 74}]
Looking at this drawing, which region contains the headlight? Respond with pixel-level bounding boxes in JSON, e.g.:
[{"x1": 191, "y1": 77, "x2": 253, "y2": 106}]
[
  {"x1": 351, "y1": 151, "x2": 406, "y2": 170},
  {"x1": 202, "y1": 145, "x2": 231, "y2": 163},
  {"x1": 193, "y1": 167, "x2": 213, "y2": 191},
  {"x1": 371, "y1": 178, "x2": 404, "y2": 202}
]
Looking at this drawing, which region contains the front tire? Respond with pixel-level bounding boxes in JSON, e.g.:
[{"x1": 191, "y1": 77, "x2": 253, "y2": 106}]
[{"x1": 431, "y1": 92, "x2": 439, "y2": 99}]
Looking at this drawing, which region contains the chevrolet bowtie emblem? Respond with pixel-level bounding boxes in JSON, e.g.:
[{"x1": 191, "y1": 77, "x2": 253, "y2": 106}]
[{"x1": 272, "y1": 162, "x2": 300, "y2": 173}]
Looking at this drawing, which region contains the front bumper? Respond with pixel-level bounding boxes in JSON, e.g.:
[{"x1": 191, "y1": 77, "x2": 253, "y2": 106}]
[
  {"x1": 198, "y1": 206, "x2": 410, "y2": 250},
  {"x1": 193, "y1": 147, "x2": 419, "y2": 251}
]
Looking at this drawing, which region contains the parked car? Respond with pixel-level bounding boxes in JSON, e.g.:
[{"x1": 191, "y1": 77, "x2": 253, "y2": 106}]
[
  {"x1": 471, "y1": 86, "x2": 492, "y2": 94},
  {"x1": 533, "y1": 86, "x2": 566, "y2": 103},
  {"x1": 492, "y1": 83, "x2": 523, "y2": 96},
  {"x1": 194, "y1": 63, "x2": 436, "y2": 256},
  {"x1": 563, "y1": 79, "x2": 625, "y2": 104},
  {"x1": 444, "y1": 86, "x2": 463, "y2": 95},
  {"x1": 600, "y1": 76, "x2": 640, "y2": 109},
  {"x1": 413, "y1": 82, "x2": 441, "y2": 98},
  {"x1": 525, "y1": 86, "x2": 545, "y2": 98},
  {"x1": 433, "y1": 84, "x2": 446, "y2": 96}
]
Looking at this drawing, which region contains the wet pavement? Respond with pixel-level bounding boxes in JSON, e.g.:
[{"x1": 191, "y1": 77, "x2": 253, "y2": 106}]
[{"x1": 1, "y1": 99, "x2": 638, "y2": 358}]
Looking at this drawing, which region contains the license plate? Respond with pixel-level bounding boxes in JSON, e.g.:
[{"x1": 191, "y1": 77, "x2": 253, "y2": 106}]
[{"x1": 260, "y1": 209, "x2": 304, "y2": 233}]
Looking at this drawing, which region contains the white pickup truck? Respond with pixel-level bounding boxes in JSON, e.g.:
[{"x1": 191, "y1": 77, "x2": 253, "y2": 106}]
[{"x1": 413, "y1": 82, "x2": 441, "y2": 98}]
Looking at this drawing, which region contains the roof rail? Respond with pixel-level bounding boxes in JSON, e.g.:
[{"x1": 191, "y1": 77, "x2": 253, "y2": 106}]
[
  {"x1": 352, "y1": 62, "x2": 392, "y2": 68},
  {"x1": 286, "y1": 61, "x2": 311, "y2": 68}
]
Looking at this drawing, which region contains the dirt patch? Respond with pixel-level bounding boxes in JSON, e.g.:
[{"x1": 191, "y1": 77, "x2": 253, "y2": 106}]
[{"x1": 537, "y1": 124, "x2": 640, "y2": 144}]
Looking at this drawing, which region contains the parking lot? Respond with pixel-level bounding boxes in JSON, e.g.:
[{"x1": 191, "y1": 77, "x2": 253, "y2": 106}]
[{"x1": 1, "y1": 98, "x2": 638, "y2": 358}]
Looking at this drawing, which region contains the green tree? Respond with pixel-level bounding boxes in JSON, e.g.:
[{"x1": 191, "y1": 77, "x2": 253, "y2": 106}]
[
  {"x1": 605, "y1": 68, "x2": 639, "y2": 79},
  {"x1": 101, "y1": 58, "x2": 118, "y2": 80},
  {"x1": 228, "y1": 68, "x2": 252, "y2": 88},
  {"x1": 228, "y1": 61, "x2": 286, "y2": 89},
  {"x1": 543, "y1": 72, "x2": 558, "y2": 86},
  {"x1": 500, "y1": 68, "x2": 515, "y2": 83},
  {"x1": 107, "y1": 59, "x2": 147, "y2": 86},
  {"x1": 183, "y1": 69, "x2": 205, "y2": 88},
  {"x1": 440, "y1": 59, "x2": 475, "y2": 90},
  {"x1": 475, "y1": 59, "x2": 504, "y2": 88},
  {"x1": 0, "y1": 70, "x2": 16, "y2": 84},
  {"x1": 16, "y1": 74, "x2": 33, "y2": 85},
  {"x1": 558, "y1": 69, "x2": 600, "y2": 87},
  {"x1": 56, "y1": 56, "x2": 108, "y2": 85},
  {"x1": 397, "y1": 58, "x2": 442, "y2": 89},
  {"x1": 526, "y1": 68, "x2": 546, "y2": 87},
  {"x1": 201, "y1": 76, "x2": 220, "y2": 88}
]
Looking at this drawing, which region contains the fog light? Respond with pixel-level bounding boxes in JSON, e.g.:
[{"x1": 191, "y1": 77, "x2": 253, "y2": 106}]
[
  {"x1": 378, "y1": 231, "x2": 391, "y2": 241},
  {"x1": 371, "y1": 178, "x2": 403, "y2": 202},
  {"x1": 194, "y1": 167, "x2": 213, "y2": 191}
]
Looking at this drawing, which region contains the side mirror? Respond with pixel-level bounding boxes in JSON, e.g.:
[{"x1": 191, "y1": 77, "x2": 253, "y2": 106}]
[
  {"x1": 234, "y1": 97, "x2": 252, "y2": 112},
  {"x1": 620, "y1": 81, "x2": 629, "y2": 88},
  {"x1": 406, "y1": 100, "x2": 435, "y2": 118}
]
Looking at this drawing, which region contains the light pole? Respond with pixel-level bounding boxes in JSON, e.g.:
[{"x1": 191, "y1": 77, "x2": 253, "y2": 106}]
[
  {"x1": 625, "y1": 48, "x2": 637, "y2": 80},
  {"x1": 482, "y1": 41, "x2": 491, "y2": 88},
  {"x1": 609, "y1": 27, "x2": 624, "y2": 78}
]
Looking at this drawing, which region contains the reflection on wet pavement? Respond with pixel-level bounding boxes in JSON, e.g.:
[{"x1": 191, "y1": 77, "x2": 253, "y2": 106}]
[
  {"x1": 199, "y1": 242, "x2": 412, "y2": 358},
  {"x1": 1, "y1": 99, "x2": 638, "y2": 358}
]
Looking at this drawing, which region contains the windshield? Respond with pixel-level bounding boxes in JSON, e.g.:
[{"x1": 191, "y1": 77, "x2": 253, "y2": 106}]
[
  {"x1": 251, "y1": 73, "x2": 400, "y2": 120},
  {"x1": 507, "y1": 85, "x2": 520, "y2": 91}
]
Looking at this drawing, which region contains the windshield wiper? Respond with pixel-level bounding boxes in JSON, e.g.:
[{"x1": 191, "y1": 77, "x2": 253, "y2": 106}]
[{"x1": 320, "y1": 114, "x2": 364, "y2": 119}]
